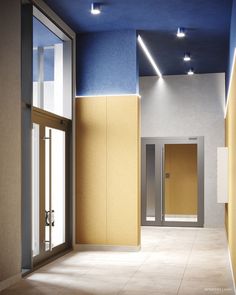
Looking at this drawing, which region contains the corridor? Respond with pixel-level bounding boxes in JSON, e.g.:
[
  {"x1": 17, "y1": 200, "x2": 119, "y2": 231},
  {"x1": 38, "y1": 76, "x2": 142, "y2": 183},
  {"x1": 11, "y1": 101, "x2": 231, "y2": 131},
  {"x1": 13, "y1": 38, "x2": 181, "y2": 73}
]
[{"x1": 1, "y1": 227, "x2": 234, "y2": 295}]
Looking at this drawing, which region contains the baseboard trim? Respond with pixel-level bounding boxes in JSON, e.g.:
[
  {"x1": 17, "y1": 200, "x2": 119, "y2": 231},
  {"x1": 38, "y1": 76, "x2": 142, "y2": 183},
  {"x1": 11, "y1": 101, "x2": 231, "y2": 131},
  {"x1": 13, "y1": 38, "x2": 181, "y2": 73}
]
[
  {"x1": 0, "y1": 273, "x2": 21, "y2": 292},
  {"x1": 74, "y1": 244, "x2": 141, "y2": 252},
  {"x1": 227, "y1": 245, "x2": 236, "y2": 294}
]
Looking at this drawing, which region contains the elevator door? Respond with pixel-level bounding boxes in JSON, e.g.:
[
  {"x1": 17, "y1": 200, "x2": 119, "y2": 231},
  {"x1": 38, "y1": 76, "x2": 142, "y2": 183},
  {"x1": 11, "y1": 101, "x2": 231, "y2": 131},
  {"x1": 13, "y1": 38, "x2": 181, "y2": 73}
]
[{"x1": 141, "y1": 137, "x2": 204, "y2": 227}]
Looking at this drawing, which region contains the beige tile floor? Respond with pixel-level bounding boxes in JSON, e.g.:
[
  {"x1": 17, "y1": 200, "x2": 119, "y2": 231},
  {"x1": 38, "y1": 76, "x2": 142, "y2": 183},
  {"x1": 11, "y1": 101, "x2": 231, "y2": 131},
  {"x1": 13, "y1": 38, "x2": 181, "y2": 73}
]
[{"x1": 1, "y1": 227, "x2": 235, "y2": 295}]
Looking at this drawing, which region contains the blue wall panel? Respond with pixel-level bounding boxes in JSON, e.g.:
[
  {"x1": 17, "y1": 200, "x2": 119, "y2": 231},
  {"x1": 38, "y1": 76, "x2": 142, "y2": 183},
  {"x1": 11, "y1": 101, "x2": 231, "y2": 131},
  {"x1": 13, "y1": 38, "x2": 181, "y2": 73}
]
[
  {"x1": 228, "y1": 0, "x2": 236, "y2": 90},
  {"x1": 76, "y1": 30, "x2": 138, "y2": 96}
]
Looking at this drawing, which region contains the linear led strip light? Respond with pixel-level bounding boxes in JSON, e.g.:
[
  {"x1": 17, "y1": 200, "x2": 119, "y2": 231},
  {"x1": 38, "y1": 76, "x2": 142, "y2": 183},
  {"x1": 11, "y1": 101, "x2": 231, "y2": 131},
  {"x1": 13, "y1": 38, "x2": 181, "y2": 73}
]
[{"x1": 137, "y1": 35, "x2": 162, "y2": 78}]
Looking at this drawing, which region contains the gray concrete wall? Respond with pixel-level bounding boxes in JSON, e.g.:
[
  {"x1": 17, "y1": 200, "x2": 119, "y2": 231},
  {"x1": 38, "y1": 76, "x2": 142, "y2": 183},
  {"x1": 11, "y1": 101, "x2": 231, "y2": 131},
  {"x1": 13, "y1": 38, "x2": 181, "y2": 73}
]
[
  {"x1": 140, "y1": 73, "x2": 225, "y2": 227},
  {"x1": 0, "y1": 0, "x2": 22, "y2": 283}
]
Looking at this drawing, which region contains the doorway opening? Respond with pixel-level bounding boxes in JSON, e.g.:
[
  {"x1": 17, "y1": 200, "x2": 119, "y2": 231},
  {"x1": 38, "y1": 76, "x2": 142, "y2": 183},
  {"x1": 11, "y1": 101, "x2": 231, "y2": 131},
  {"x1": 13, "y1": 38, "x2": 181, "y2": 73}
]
[{"x1": 141, "y1": 137, "x2": 204, "y2": 227}]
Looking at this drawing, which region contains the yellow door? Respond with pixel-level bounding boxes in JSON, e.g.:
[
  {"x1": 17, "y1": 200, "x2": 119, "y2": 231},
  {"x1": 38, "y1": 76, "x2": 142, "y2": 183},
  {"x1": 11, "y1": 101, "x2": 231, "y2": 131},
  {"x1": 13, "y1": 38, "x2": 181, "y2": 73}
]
[{"x1": 164, "y1": 144, "x2": 198, "y2": 220}]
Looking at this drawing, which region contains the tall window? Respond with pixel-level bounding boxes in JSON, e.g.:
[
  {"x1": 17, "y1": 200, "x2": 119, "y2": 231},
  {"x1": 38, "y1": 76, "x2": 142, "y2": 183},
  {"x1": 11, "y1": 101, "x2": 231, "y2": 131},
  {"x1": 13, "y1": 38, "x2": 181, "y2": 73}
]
[
  {"x1": 31, "y1": 6, "x2": 72, "y2": 264},
  {"x1": 33, "y1": 7, "x2": 72, "y2": 119}
]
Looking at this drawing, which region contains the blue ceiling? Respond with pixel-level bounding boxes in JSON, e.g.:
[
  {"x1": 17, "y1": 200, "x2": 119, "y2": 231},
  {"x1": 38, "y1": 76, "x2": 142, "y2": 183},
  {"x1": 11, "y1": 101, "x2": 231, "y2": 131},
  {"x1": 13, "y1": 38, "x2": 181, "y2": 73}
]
[{"x1": 43, "y1": 0, "x2": 233, "y2": 76}]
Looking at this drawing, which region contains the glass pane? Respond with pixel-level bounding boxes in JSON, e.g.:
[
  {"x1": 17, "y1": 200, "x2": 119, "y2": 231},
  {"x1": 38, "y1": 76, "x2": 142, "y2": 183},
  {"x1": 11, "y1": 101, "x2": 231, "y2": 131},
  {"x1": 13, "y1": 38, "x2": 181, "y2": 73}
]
[
  {"x1": 51, "y1": 128, "x2": 66, "y2": 247},
  {"x1": 32, "y1": 123, "x2": 40, "y2": 256},
  {"x1": 45, "y1": 127, "x2": 66, "y2": 249},
  {"x1": 146, "y1": 144, "x2": 156, "y2": 221},
  {"x1": 33, "y1": 16, "x2": 72, "y2": 119},
  {"x1": 164, "y1": 144, "x2": 198, "y2": 222}
]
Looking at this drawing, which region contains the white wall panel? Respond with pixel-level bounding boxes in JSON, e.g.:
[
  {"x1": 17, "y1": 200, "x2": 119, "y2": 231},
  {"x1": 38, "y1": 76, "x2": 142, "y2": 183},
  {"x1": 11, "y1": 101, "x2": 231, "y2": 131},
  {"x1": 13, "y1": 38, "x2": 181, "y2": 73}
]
[{"x1": 140, "y1": 73, "x2": 225, "y2": 227}]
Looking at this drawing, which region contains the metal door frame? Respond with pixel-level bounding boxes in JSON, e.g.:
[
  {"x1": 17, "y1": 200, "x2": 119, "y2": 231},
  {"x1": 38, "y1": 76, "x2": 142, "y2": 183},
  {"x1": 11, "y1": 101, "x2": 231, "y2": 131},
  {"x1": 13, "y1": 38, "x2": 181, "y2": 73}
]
[
  {"x1": 32, "y1": 107, "x2": 72, "y2": 266},
  {"x1": 21, "y1": 0, "x2": 75, "y2": 273},
  {"x1": 141, "y1": 137, "x2": 204, "y2": 227}
]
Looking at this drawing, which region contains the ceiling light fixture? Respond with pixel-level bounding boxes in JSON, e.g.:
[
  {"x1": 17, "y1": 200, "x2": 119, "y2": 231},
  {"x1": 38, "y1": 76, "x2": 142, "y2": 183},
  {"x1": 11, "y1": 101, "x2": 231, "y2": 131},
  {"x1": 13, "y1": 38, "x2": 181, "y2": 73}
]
[
  {"x1": 91, "y1": 2, "x2": 101, "y2": 15},
  {"x1": 137, "y1": 35, "x2": 162, "y2": 78},
  {"x1": 187, "y1": 68, "x2": 194, "y2": 75},
  {"x1": 183, "y1": 53, "x2": 191, "y2": 62},
  {"x1": 177, "y1": 27, "x2": 186, "y2": 38}
]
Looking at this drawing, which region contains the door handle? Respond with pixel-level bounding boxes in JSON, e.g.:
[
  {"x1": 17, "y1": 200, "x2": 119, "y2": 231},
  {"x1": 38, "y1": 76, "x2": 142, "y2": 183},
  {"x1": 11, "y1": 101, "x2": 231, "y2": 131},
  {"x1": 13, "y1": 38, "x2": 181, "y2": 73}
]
[
  {"x1": 51, "y1": 210, "x2": 55, "y2": 227},
  {"x1": 165, "y1": 172, "x2": 170, "y2": 178},
  {"x1": 44, "y1": 129, "x2": 53, "y2": 251},
  {"x1": 45, "y1": 210, "x2": 55, "y2": 227},
  {"x1": 45, "y1": 210, "x2": 50, "y2": 226}
]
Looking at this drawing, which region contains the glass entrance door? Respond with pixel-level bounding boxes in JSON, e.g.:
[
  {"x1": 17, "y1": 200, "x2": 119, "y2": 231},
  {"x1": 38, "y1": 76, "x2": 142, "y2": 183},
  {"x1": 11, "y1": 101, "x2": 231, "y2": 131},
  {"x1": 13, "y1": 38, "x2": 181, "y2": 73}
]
[
  {"x1": 141, "y1": 137, "x2": 204, "y2": 227},
  {"x1": 45, "y1": 127, "x2": 66, "y2": 251},
  {"x1": 32, "y1": 109, "x2": 70, "y2": 265}
]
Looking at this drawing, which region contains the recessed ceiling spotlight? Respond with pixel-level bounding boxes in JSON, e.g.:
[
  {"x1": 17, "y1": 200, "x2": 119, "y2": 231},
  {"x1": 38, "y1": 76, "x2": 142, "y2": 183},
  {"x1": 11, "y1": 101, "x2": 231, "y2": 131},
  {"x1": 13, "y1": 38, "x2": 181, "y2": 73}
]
[
  {"x1": 183, "y1": 53, "x2": 191, "y2": 62},
  {"x1": 91, "y1": 2, "x2": 101, "y2": 15},
  {"x1": 187, "y1": 68, "x2": 194, "y2": 75},
  {"x1": 177, "y1": 27, "x2": 186, "y2": 38}
]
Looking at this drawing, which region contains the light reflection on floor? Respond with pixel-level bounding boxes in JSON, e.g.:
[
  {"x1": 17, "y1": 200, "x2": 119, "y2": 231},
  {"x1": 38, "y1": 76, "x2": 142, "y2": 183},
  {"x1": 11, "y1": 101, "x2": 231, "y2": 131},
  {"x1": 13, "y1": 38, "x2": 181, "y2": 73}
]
[{"x1": 1, "y1": 227, "x2": 234, "y2": 295}]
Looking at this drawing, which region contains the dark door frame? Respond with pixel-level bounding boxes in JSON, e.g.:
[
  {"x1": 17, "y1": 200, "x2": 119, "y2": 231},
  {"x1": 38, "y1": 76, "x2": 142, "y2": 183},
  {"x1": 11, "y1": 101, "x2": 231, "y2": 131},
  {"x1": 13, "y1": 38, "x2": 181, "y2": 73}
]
[{"x1": 141, "y1": 137, "x2": 204, "y2": 227}]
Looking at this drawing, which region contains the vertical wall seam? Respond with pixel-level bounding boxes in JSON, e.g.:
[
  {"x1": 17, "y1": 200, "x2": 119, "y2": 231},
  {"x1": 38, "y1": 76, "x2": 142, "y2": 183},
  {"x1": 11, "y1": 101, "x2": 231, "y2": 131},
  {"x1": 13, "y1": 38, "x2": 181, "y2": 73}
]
[
  {"x1": 135, "y1": 96, "x2": 141, "y2": 245},
  {"x1": 106, "y1": 96, "x2": 108, "y2": 244},
  {"x1": 137, "y1": 97, "x2": 141, "y2": 245}
]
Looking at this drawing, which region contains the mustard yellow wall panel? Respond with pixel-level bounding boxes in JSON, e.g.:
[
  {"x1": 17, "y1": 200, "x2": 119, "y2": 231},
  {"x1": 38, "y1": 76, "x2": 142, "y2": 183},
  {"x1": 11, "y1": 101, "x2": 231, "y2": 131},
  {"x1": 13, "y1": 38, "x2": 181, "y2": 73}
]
[
  {"x1": 225, "y1": 114, "x2": 229, "y2": 235},
  {"x1": 225, "y1": 61, "x2": 236, "y2": 282},
  {"x1": 106, "y1": 95, "x2": 140, "y2": 246},
  {"x1": 164, "y1": 144, "x2": 198, "y2": 215},
  {"x1": 76, "y1": 97, "x2": 107, "y2": 244}
]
